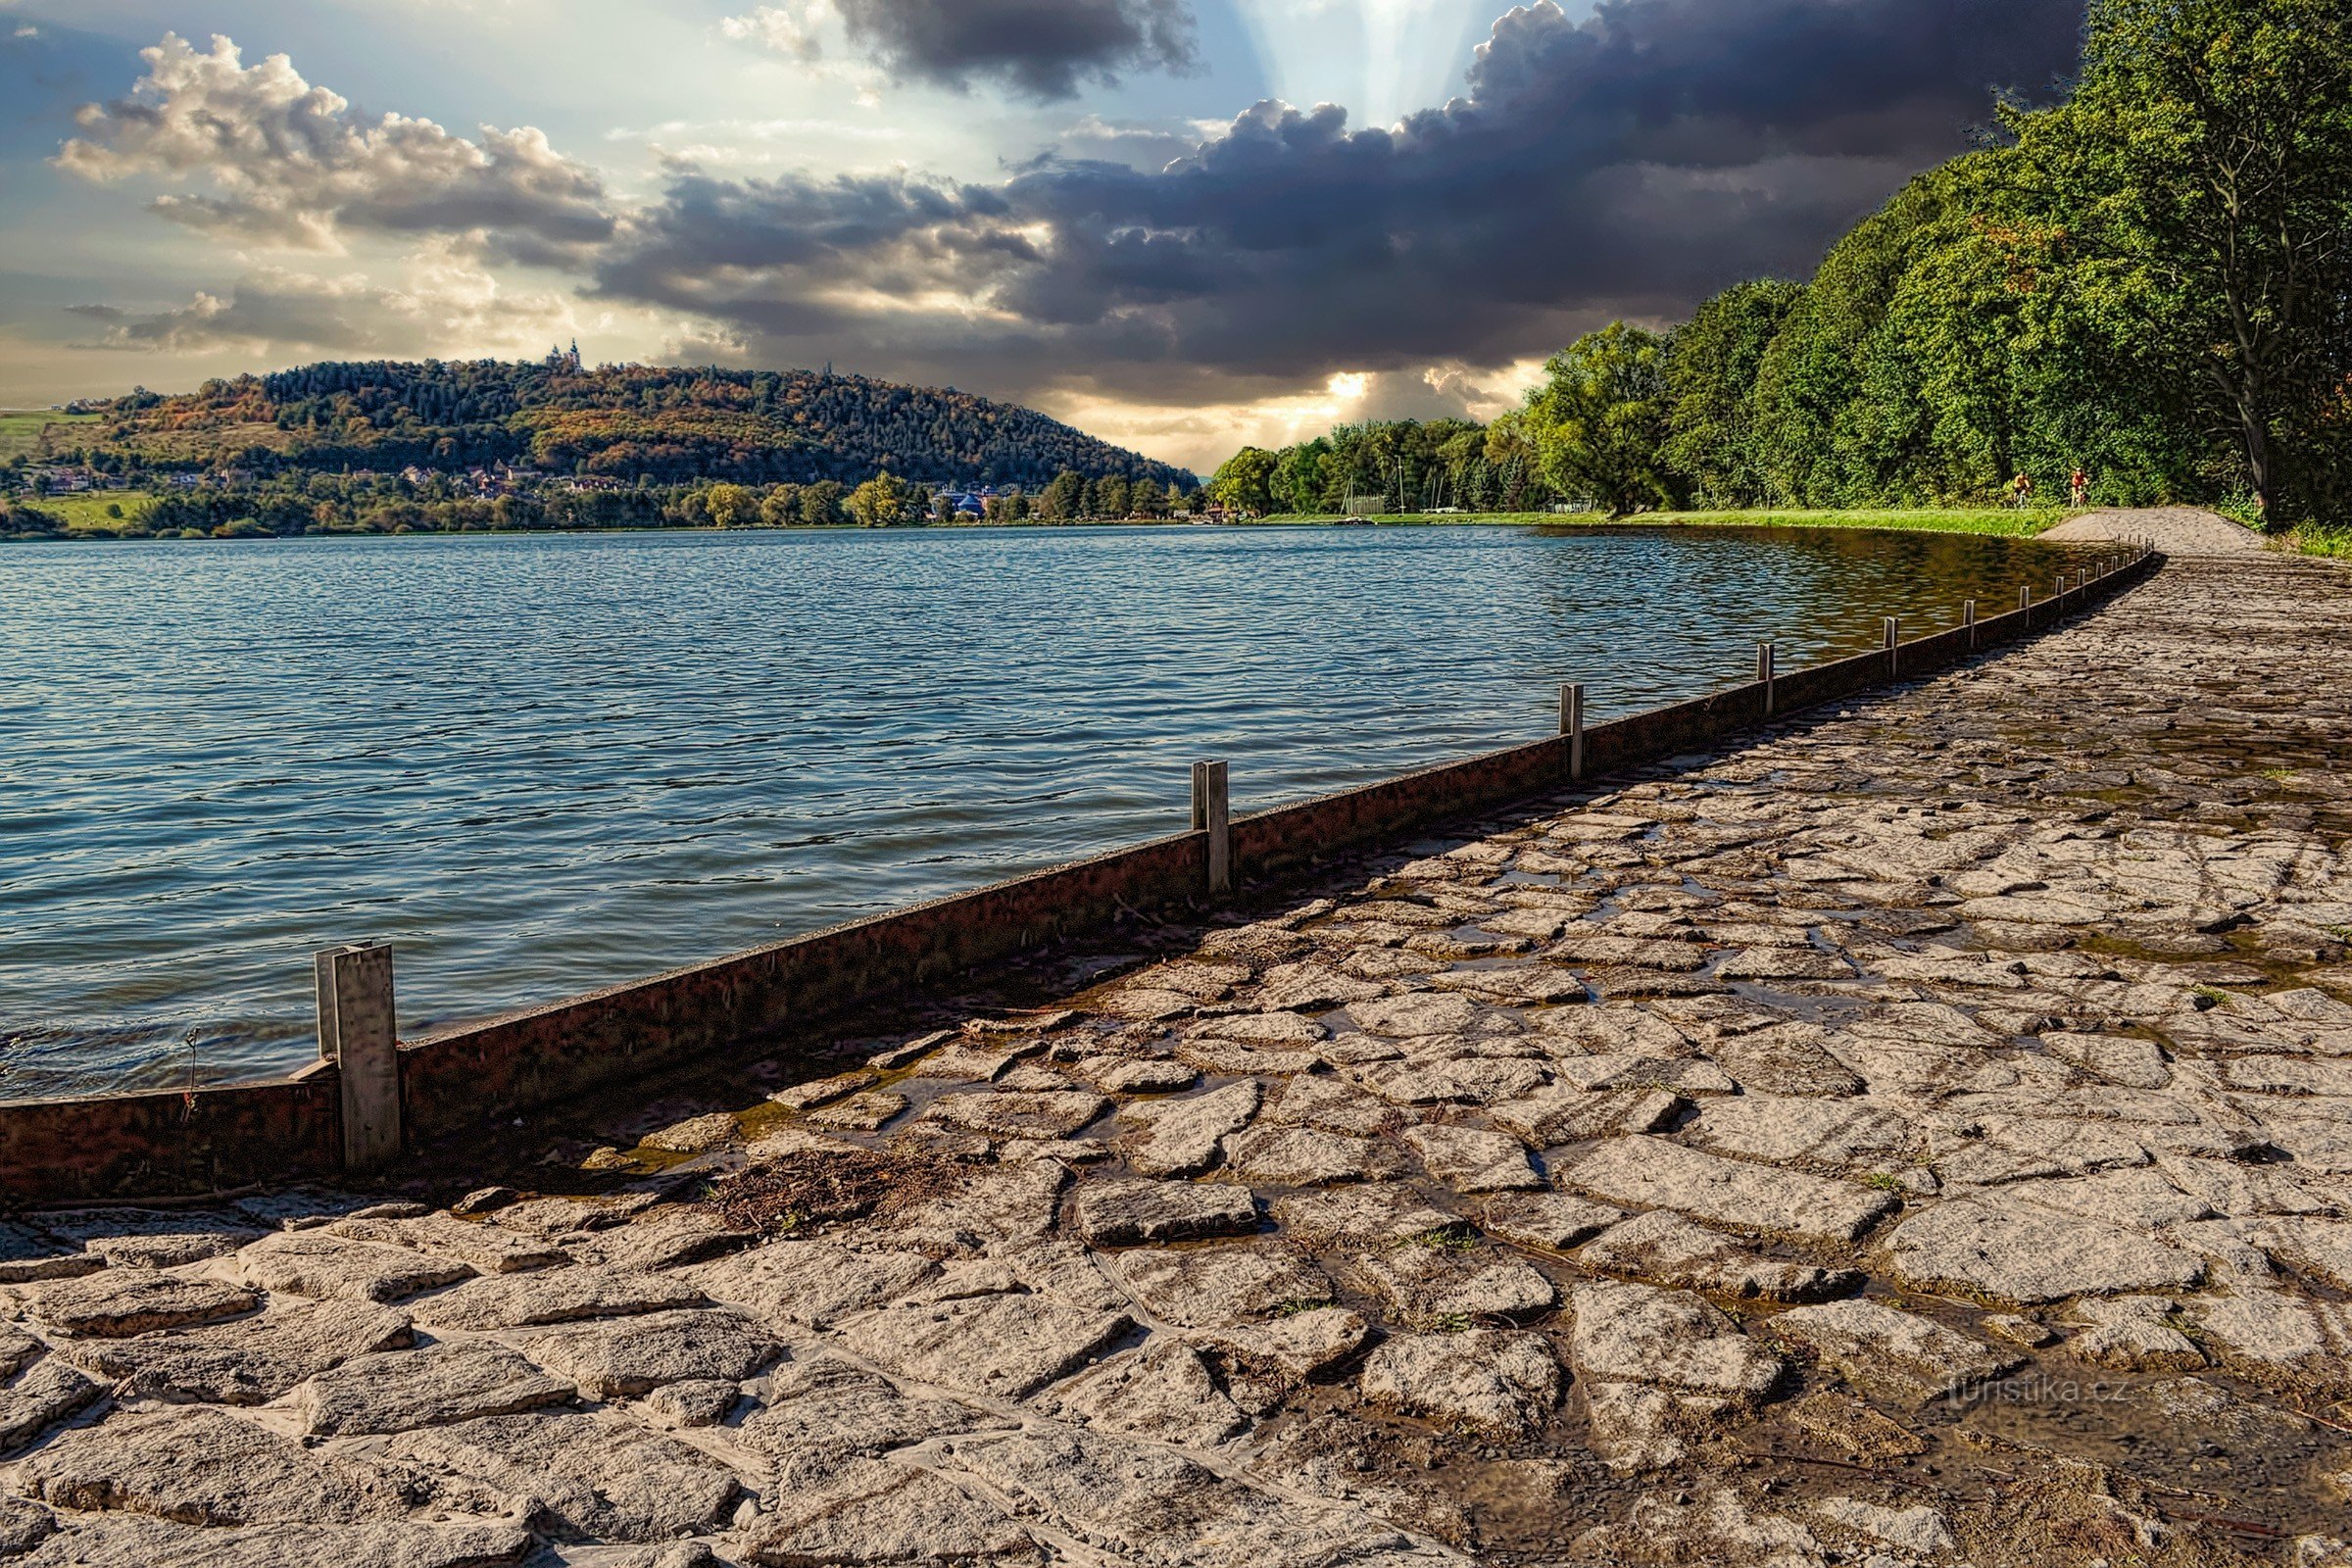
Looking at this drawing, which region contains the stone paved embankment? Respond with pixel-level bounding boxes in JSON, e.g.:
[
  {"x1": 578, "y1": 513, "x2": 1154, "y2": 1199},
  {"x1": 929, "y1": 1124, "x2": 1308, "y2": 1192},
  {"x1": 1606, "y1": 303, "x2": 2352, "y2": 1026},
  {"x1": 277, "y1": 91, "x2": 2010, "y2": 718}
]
[{"x1": 2, "y1": 514, "x2": 2349, "y2": 1568}]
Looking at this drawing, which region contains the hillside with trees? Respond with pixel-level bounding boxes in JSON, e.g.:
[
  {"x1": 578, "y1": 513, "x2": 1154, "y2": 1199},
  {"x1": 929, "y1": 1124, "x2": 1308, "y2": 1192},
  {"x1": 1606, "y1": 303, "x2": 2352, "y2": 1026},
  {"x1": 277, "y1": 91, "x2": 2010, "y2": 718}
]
[
  {"x1": 30, "y1": 359, "x2": 1192, "y2": 495},
  {"x1": 1211, "y1": 0, "x2": 2350, "y2": 534}
]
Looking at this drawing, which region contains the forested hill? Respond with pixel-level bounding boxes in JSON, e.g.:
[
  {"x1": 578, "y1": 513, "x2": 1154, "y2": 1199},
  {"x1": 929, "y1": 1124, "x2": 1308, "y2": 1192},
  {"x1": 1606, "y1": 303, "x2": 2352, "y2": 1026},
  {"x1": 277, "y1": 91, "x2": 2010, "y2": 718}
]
[{"x1": 58, "y1": 360, "x2": 1192, "y2": 491}]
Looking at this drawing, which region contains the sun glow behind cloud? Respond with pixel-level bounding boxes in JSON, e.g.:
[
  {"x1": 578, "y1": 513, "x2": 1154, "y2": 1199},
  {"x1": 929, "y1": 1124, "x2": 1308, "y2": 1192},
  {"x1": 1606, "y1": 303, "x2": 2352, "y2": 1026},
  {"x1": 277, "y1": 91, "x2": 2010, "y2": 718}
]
[{"x1": 1229, "y1": 0, "x2": 1490, "y2": 126}]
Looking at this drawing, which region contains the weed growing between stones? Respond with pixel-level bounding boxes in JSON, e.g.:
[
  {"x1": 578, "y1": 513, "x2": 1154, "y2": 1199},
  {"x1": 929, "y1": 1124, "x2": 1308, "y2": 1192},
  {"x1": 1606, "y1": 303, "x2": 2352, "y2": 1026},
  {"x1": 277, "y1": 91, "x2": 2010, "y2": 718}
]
[{"x1": 701, "y1": 1147, "x2": 968, "y2": 1234}]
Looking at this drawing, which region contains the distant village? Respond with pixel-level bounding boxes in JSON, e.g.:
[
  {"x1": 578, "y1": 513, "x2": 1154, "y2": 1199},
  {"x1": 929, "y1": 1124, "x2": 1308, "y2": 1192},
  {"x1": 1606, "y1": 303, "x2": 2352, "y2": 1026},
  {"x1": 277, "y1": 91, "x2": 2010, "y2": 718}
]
[{"x1": 13, "y1": 461, "x2": 1186, "y2": 522}]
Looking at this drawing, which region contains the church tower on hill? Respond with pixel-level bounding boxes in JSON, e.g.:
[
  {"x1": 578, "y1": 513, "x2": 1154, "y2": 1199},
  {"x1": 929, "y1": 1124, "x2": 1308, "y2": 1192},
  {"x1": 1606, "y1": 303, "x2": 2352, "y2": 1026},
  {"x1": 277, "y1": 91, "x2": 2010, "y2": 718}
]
[{"x1": 546, "y1": 340, "x2": 583, "y2": 372}]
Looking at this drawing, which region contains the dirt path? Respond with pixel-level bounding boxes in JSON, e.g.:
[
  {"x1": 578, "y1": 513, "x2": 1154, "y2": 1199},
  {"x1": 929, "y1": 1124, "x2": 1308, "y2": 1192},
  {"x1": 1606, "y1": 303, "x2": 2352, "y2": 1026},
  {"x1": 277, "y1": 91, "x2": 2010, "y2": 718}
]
[{"x1": 4, "y1": 527, "x2": 2349, "y2": 1567}]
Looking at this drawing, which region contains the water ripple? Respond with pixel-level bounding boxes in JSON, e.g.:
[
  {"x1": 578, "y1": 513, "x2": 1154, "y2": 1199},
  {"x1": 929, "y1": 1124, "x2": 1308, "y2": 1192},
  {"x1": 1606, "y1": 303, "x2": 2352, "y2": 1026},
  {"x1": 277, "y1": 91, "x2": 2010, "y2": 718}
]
[{"x1": 1, "y1": 522, "x2": 2067, "y2": 1097}]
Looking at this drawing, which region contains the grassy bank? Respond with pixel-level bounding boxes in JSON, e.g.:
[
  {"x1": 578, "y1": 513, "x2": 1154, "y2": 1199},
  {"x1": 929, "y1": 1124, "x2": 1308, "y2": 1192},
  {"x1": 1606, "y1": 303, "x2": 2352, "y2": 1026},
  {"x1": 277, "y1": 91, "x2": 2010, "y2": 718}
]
[
  {"x1": 0, "y1": 409, "x2": 99, "y2": 464},
  {"x1": 40, "y1": 493, "x2": 160, "y2": 533},
  {"x1": 1253, "y1": 507, "x2": 2072, "y2": 536}
]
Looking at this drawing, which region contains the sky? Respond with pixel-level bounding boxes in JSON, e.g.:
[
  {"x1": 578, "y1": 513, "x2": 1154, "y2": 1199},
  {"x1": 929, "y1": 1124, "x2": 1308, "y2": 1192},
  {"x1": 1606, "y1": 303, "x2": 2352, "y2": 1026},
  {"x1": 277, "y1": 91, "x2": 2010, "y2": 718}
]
[{"x1": 0, "y1": 0, "x2": 2088, "y2": 472}]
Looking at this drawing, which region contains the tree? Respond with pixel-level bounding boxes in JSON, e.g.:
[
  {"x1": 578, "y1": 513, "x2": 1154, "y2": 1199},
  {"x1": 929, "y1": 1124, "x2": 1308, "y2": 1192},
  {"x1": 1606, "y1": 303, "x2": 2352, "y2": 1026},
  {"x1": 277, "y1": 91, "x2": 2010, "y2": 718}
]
[
  {"x1": 2016, "y1": 0, "x2": 2352, "y2": 522},
  {"x1": 1206, "y1": 447, "x2": 1277, "y2": 514},
  {"x1": 845, "y1": 471, "x2": 912, "y2": 526},
  {"x1": 1524, "y1": 323, "x2": 1676, "y2": 515},
  {"x1": 1664, "y1": 279, "x2": 1803, "y2": 506},
  {"x1": 1037, "y1": 469, "x2": 1086, "y2": 521},
  {"x1": 703, "y1": 482, "x2": 759, "y2": 528},
  {"x1": 799, "y1": 479, "x2": 847, "y2": 526},
  {"x1": 1271, "y1": 439, "x2": 1330, "y2": 514},
  {"x1": 1095, "y1": 474, "x2": 1131, "y2": 518},
  {"x1": 759, "y1": 483, "x2": 803, "y2": 526}
]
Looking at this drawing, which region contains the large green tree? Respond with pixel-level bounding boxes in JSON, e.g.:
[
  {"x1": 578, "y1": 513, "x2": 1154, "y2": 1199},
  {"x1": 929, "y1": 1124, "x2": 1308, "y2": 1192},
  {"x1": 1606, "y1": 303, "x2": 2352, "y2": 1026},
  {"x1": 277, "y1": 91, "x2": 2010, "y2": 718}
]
[
  {"x1": 1664, "y1": 278, "x2": 1803, "y2": 507},
  {"x1": 1525, "y1": 323, "x2": 1676, "y2": 515},
  {"x1": 1206, "y1": 447, "x2": 1277, "y2": 514},
  {"x1": 2015, "y1": 0, "x2": 2352, "y2": 522}
]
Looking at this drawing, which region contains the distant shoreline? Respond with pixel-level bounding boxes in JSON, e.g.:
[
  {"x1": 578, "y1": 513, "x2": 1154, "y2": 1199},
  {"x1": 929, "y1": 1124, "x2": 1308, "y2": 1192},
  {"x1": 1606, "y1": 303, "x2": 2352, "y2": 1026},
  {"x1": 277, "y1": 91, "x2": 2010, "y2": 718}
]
[{"x1": 6, "y1": 506, "x2": 2078, "y2": 545}]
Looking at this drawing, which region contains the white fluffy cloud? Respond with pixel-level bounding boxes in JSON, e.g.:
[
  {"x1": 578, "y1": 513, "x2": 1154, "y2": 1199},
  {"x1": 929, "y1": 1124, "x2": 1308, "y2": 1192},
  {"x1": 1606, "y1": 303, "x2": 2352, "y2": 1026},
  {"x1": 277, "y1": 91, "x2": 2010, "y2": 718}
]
[
  {"x1": 68, "y1": 241, "x2": 584, "y2": 357},
  {"x1": 56, "y1": 33, "x2": 613, "y2": 262}
]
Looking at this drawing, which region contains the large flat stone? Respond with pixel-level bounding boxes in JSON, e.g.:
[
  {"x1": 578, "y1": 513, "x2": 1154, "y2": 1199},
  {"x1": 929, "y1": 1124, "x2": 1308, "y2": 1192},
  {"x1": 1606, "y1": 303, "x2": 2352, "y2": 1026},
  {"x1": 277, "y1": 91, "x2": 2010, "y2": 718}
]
[
  {"x1": 326, "y1": 1215, "x2": 566, "y2": 1274},
  {"x1": 1347, "y1": 993, "x2": 1482, "y2": 1038},
  {"x1": 1262, "y1": 1076, "x2": 1396, "y2": 1136},
  {"x1": 1773, "y1": 1298, "x2": 2021, "y2": 1404},
  {"x1": 1568, "y1": 1282, "x2": 1782, "y2": 1400},
  {"x1": 1188, "y1": 1307, "x2": 1373, "y2": 1384},
  {"x1": 1684, "y1": 1095, "x2": 1918, "y2": 1171},
  {"x1": 1223, "y1": 1125, "x2": 1410, "y2": 1185},
  {"x1": 1073, "y1": 1179, "x2": 1258, "y2": 1247},
  {"x1": 736, "y1": 1352, "x2": 986, "y2": 1501},
  {"x1": 1111, "y1": 1244, "x2": 1334, "y2": 1328},
  {"x1": 1480, "y1": 1193, "x2": 1624, "y2": 1251},
  {"x1": 1362, "y1": 1330, "x2": 1561, "y2": 1437},
  {"x1": 1488, "y1": 1086, "x2": 1684, "y2": 1146},
  {"x1": 30, "y1": 1271, "x2": 259, "y2": 1339},
  {"x1": 384, "y1": 1411, "x2": 744, "y2": 1543},
  {"x1": 521, "y1": 1307, "x2": 779, "y2": 1397},
  {"x1": 9, "y1": 1516, "x2": 535, "y2": 1568},
  {"x1": 1881, "y1": 1197, "x2": 2206, "y2": 1304},
  {"x1": 232, "y1": 1233, "x2": 475, "y2": 1303},
  {"x1": 878, "y1": 1159, "x2": 1068, "y2": 1253},
  {"x1": 60, "y1": 1299, "x2": 413, "y2": 1405},
  {"x1": 580, "y1": 1209, "x2": 750, "y2": 1272},
  {"x1": 1041, "y1": 1339, "x2": 1250, "y2": 1447},
  {"x1": 1578, "y1": 1211, "x2": 1857, "y2": 1302},
  {"x1": 737, "y1": 1460, "x2": 1037, "y2": 1567},
  {"x1": 834, "y1": 1293, "x2": 1133, "y2": 1398},
  {"x1": 295, "y1": 1342, "x2": 575, "y2": 1436},
  {"x1": 1348, "y1": 1245, "x2": 1557, "y2": 1329},
  {"x1": 408, "y1": 1266, "x2": 708, "y2": 1331},
  {"x1": 19, "y1": 1406, "x2": 410, "y2": 1526},
  {"x1": 937, "y1": 1425, "x2": 1424, "y2": 1568},
  {"x1": 1270, "y1": 1187, "x2": 1462, "y2": 1248},
  {"x1": 43, "y1": 1208, "x2": 265, "y2": 1271},
  {"x1": 1354, "y1": 1055, "x2": 1550, "y2": 1107},
  {"x1": 1549, "y1": 1136, "x2": 1894, "y2": 1244},
  {"x1": 918, "y1": 1090, "x2": 1110, "y2": 1139},
  {"x1": 1120, "y1": 1080, "x2": 1261, "y2": 1177},
  {"x1": 679, "y1": 1241, "x2": 939, "y2": 1330},
  {"x1": 0, "y1": 1360, "x2": 104, "y2": 1455},
  {"x1": 1403, "y1": 1124, "x2": 1543, "y2": 1193}
]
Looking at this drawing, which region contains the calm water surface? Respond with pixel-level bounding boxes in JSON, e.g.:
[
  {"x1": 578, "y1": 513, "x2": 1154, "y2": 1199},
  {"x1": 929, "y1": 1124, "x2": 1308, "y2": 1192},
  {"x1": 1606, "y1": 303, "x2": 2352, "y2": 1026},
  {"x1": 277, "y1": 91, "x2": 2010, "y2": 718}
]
[{"x1": 2, "y1": 523, "x2": 2082, "y2": 1097}]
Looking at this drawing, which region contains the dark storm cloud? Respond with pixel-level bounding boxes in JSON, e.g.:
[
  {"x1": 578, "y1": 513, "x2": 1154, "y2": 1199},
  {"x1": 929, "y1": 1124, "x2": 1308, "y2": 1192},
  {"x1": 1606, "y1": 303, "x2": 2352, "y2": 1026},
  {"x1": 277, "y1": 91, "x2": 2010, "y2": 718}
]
[
  {"x1": 836, "y1": 0, "x2": 1200, "y2": 99},
  {"x1": 602, "y1": 0, "x2": 2084, "y2": 404},
  {"x1": 724, "y1": 0, "x2": 1199, "y2": 100}
]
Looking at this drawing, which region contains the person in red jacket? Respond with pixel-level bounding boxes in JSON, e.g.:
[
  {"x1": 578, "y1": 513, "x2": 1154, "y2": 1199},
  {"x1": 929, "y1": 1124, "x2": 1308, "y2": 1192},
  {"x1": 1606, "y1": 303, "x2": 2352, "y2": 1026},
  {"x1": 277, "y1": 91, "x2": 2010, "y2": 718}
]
[{"x1": 2070, "y1": 467, "x2": 2088, "y2": 507}]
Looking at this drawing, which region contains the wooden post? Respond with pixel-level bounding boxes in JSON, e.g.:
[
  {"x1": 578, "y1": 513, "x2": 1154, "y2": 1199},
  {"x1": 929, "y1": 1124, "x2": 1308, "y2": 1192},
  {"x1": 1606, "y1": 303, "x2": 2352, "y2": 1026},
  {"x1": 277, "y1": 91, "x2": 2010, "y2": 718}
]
[
  {"x1": 316, "y1": 943, "x2": 400, "y2": 1170},
  {"x1": 1756, "y1": 643, "x2": 1775, "y2": 715},
  {"x1": 1191, "y1": 760, "x2": 1231, "y2": 895},
  {"x1": 1963, "y1": 599, "x2": 1978, "y2": 650},
  {"x1": 1561, "y1": 684, "x2": 1586, "y2": 781},
  {"x1": 2019, "y1": 582, "x2": 2033, "y2": 614},
  {"x1": 1883, "y1": 615, "x2": 1899, "y2": 673}
]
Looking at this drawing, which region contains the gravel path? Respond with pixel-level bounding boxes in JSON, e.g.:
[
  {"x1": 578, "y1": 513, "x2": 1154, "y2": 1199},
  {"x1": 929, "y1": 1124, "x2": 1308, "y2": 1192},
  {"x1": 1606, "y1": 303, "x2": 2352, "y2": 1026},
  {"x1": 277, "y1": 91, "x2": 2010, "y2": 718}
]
[
  {"x1": 3, "y1": 518, "x2": 2349, "y2": 1567},
  {"x1": 2042, "y1": 504, "x2": 2274, "y2": 556}
]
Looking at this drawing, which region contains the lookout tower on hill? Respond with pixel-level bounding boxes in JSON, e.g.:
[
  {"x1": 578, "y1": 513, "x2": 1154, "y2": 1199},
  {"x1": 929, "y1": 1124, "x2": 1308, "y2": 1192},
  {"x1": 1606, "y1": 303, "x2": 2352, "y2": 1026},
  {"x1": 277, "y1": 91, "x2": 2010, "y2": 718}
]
[{"x1": 546, "y1": 340, "x2": 583, "y2": 372}]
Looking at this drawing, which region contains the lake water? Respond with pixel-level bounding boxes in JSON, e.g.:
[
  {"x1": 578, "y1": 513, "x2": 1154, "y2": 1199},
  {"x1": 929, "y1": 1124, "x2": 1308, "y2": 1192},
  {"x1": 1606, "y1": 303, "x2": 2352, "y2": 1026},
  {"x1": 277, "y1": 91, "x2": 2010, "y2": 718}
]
[{"x1": 2, "y1": 522, "x2": 2081, "y2": 1098}]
